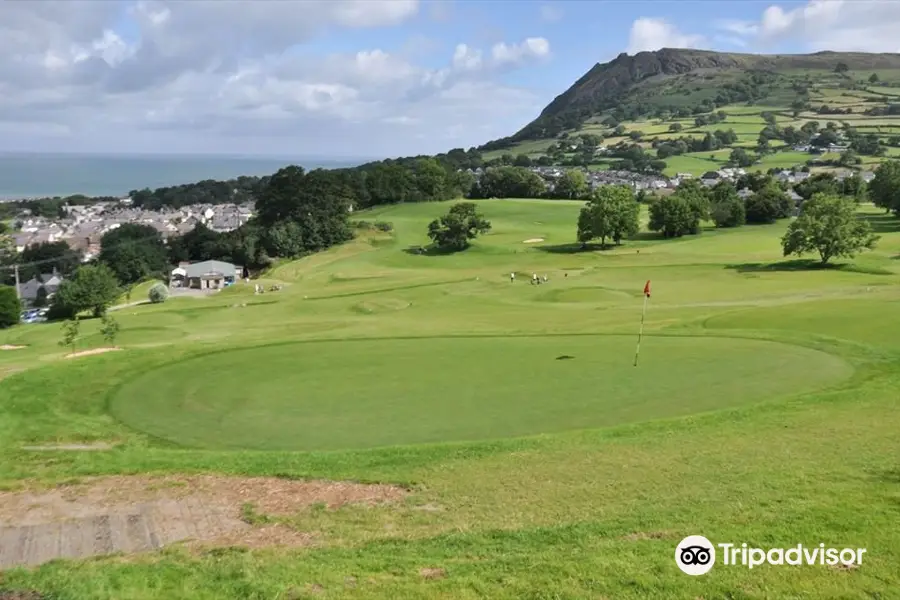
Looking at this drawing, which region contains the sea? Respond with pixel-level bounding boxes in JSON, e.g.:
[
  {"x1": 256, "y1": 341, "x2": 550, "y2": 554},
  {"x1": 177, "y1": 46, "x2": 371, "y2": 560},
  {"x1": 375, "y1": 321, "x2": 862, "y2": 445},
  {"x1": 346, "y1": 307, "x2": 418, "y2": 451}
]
[{"x1": 0, "y1": 152, "x2": 371, "y2": 201}]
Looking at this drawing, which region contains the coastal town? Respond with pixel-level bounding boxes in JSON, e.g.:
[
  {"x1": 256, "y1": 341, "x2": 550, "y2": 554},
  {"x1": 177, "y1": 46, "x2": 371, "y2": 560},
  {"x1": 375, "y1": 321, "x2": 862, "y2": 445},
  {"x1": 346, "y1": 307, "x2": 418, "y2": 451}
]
[{"x1": 12, "y1": 200, "x2": 256, "y2": 260}]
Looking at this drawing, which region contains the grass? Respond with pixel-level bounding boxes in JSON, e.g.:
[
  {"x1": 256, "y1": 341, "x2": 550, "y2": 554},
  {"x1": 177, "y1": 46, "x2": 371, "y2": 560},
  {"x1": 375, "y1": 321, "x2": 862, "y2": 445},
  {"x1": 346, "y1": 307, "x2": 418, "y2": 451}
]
[
  {"x1": 110, "y1": 335, "x2": 851, "y2": 452},
  {"x1": 483, "y1": 78, "x2": 900, "y2": 174},
  {"x1": 1, "y1": 199, "x2": 899, "y2": 598}
]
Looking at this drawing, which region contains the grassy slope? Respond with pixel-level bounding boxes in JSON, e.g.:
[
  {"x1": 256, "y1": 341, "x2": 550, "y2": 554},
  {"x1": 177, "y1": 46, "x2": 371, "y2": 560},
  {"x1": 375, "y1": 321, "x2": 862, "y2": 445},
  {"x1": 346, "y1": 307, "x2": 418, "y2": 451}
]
[
  {"x1": 484, "y1": 69, "x2": 900, "y2": 175},
  {"x1": 0, "y1": 200, "x2": 899, "y2": 598}
]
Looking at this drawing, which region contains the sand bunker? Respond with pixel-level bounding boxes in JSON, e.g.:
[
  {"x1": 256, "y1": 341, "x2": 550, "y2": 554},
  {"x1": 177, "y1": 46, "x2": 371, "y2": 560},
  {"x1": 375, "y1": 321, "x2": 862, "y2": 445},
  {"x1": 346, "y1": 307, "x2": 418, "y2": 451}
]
[
  {"x1": 0, "y1": 345, "x2": 25, "y2": 350},
  {"x1": 0, "y1": 475, "x2": 407, "y2": 569},
  {"x1": 523, "y1": 238, "x2": 544, "y2": 244},
  {"x1": 63, "y1": 347, "x2": 121, "y2": 359}
]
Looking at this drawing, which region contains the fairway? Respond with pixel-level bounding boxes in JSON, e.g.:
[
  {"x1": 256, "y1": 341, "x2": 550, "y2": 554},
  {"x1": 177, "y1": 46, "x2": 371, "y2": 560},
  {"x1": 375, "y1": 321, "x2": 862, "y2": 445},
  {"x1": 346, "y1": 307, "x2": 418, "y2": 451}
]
[
  {"x1": 2, "y1": 195, "x2": 899, "y2": 599},
  {"x1": 110, "y1": 335, "x2": 852, "y2": 451}
]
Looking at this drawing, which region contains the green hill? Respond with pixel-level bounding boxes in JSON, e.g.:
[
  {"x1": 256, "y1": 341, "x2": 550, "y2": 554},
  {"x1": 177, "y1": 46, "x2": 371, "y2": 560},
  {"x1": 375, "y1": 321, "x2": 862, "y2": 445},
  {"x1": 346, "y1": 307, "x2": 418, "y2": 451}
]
[{"x1": 479, "y1": 48, "x2": 900, "y2": 174}]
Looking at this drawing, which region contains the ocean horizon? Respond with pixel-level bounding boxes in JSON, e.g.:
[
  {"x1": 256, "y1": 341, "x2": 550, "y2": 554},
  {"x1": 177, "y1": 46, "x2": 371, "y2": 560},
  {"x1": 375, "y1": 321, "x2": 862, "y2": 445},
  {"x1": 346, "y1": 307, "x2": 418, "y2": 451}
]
[{"x1": 0, "y1": 152, "x2": 374, "y2": 201}]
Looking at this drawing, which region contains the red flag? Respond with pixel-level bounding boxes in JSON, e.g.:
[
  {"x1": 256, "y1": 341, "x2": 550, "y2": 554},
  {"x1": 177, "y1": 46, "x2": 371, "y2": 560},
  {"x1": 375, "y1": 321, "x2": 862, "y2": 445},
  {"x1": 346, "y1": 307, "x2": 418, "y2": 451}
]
[{"x1": 643, "y1": 280, "x2": 651, "y2": 298}]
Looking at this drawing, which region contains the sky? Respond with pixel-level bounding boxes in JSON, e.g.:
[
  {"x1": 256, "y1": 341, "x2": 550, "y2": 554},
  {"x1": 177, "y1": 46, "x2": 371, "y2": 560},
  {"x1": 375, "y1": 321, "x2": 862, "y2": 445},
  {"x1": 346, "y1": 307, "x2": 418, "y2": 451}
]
[{"x1": 2, "y1": 0, "x2": 900, "y2": 160}]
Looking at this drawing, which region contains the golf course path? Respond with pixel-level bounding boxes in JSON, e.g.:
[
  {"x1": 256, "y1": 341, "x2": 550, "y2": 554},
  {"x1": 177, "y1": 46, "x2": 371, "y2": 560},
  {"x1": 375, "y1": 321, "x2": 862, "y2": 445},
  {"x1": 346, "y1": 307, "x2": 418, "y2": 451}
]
[{"x1": 0, "y1": 475, "x2": 406, "y2": 569}]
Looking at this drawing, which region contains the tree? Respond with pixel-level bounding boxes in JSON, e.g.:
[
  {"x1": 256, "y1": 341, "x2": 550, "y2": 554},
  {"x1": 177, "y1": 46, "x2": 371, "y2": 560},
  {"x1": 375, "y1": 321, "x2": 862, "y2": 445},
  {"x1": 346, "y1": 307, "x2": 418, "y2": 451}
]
[
  {"x1": 98, "y1": 224, "x2": 169, "y2": 286},
  {"x1": 254, "y1": 166, "x2": 353, "y2": 253},
  {"x1": 427, "y1": 203, "x2": 492, "y2": 251},
  {"x1": 668, "y1": 123, "x2": 683, "y2": 132},
  {"x1": 795, "y1": 173, "x2": 839, "y2": 200},
  {"x1": 148, "y1": 282, "x2": 169, "y2": 304},
  {"x1": 553, "y1": 170, "x2": 589, "y2": 199},
  {"x1": 16, "y1": 241, "x2": 82, "y2": 283},
  {"x1": 576, "y1": 185, "x2": 640, "y2": 247},
  {"x1": 745, "y1": 184, "x2": 792, "y2": 224},
  {"x1": 869, "y1": 160, "x2": 900, "y2": 214},
  {"x1": 870, "y1": 73, "x2": 880, "y2": 83},
  {"x1": 473, "y1": 166, "x2": 546, "y2": 199},
  {"x1": 59, "y1": 318, "x2": 80, "y2": 355},
  {"x1": 729, "y1": 148, "x2": 756, "y2": 168},
  {"x1": 649, "y1": 194, "x2": 700, "y2": 238},
  {"x1": 0, "y1": 285, "x2": 20, "y2": 329},
  {"x1": 834, "y1": 62, "x2": 849, "y2": 73},
  {"x1": 100, "y1": 313, "x2": 120, "y2": 346},
  {"x1": 781, "y1": 194, "x2": 879, "y2": 264},
  {"x1": 709, "y1": 182, "x2": 746, "y2": 228},
  {"x1": 50, "y1": 264, "x2": 120, "y2": 319},
  {"x1": 841, "y1": 173, "x2": 867, "y2": 202}
]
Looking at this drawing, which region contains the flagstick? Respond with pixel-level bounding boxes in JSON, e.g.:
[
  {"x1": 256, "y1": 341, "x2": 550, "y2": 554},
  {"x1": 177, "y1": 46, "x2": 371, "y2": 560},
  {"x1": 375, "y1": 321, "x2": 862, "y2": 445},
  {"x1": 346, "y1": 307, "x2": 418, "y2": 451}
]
[{"x1": 633, "y1": 293, "x2": 649, "y2": 367}]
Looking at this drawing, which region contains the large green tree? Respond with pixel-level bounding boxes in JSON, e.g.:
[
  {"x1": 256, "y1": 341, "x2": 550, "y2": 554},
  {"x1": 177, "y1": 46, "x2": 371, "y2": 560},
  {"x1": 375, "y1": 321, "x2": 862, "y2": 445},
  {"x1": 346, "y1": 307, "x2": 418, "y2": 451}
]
[
  {"x1": 709, "y1": 182, "x2": 746, "y2": 228},
  {"x1": 576, "y1": 185, "x2": 639, "y2": 247},
  {"x1": 427, "y1": 203, "x2": 492, "y2": 251},
  {"x1": 553, "y1": 170, "x2": 590, "y2": 200},
  {"x1": 648, "y1": 194, "x2": 699, "y2": 238},
  {"x1": 869, "y1": 160, "x2": 900, "y2": 215},
  {"x1": 49, "y1": 264, "x2": 120, "y2": 319},
  {"x1": 781, "y1": 194, "x2": 879, "y2": 264},
  {"x1": 99, "y1": 224, "x2": 169, "y2": 286},
  {"x1": 745, "y1": 184, "x2": 792, "y2": 224},
  {"x1": 255, "y1": 166, "x2": 354, "y2": 254},
  {"x1": 473, "y1": 166, "x2": 546, "y2": 199}
]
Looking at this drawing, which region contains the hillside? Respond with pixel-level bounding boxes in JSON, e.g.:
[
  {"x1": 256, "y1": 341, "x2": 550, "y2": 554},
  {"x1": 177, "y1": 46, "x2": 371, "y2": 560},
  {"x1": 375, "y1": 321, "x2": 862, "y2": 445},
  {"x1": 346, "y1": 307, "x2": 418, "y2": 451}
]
[{"x1": 478, "y1": 48, "x2": 900, "y2": 176}]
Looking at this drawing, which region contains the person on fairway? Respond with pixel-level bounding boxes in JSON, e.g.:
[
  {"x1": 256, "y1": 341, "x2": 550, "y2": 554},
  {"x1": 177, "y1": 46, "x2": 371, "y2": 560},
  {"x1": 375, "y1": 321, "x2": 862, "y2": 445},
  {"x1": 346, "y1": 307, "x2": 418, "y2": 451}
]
[{"x1": 510, "y1": 272, "x2": 515, "y2": 283}]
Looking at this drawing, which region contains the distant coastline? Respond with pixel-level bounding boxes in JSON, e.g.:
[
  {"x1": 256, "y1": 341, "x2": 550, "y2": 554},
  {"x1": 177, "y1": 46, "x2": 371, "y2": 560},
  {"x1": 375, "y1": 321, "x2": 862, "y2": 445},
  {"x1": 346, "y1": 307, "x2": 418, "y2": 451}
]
[{"x1": 0, "y1": 152, "x2": 374, "y2": 201}]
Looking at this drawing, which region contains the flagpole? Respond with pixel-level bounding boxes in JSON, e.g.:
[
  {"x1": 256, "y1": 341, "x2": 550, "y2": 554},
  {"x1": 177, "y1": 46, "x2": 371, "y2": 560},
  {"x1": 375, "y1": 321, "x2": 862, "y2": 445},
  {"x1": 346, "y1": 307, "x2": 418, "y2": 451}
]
[{"x1": 633, "y1": 293, "x2": 649, "y2": 367}]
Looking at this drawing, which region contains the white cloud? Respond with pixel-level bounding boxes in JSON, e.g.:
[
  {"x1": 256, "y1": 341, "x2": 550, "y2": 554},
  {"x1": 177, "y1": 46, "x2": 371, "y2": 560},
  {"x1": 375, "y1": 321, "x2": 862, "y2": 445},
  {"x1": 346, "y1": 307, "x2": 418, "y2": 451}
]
[
  {"x1": 491, "y1": 38, "x2": 551, "y2": 67},
  {"x1": 723, "y1": 1, "x2": 900, "y2": 53},
  {"x1": 539, "y1": 4, "x2": 563, "y2": 23},
  {"x1": 0, "y1": 0, "x2": 550, "y2": 157},
  {"x1": 626, "y1": 18, "x2": 705, "y2": 54},
  {"x1": 716, "y1": 19, "x2": 759, "y2": 37},
  {"x1": 452, "y1": 44, "x2": 483, "y2": 71}
]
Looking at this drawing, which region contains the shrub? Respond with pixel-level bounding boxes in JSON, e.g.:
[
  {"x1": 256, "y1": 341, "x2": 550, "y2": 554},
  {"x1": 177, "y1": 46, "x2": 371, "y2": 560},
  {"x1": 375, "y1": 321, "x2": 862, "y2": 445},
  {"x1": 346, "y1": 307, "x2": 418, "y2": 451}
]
[
  {"x1": 0, "y1": 285, "x2": 20, "y2": 329},
  {"x1": 148, "y1": 283, "x2": 169, "y2": 304},
  {"x1": 374, "y1": 221, "x2": 394, "y2": 232}
]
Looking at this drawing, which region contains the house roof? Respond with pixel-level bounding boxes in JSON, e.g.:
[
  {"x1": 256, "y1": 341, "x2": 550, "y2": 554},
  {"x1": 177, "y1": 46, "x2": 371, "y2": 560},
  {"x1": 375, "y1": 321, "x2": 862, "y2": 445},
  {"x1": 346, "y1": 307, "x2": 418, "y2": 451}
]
[{"x1": 181, "y1": 260, "x2": 238, "y2": 278}]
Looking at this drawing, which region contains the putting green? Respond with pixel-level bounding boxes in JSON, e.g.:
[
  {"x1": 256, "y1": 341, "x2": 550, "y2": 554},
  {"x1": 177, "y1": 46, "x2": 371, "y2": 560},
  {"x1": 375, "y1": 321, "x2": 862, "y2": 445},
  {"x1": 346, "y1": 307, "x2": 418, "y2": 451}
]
[{"x1": 110, "y1": 335, "x2": 853, "y2": 451}]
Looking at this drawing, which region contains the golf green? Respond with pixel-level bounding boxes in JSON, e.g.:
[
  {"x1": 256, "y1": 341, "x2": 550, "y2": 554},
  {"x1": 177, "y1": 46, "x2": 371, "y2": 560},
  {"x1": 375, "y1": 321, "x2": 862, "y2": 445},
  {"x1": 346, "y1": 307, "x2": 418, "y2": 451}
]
[{"x1": 110, "y1": 335, "x2": 853, "y2": 451}]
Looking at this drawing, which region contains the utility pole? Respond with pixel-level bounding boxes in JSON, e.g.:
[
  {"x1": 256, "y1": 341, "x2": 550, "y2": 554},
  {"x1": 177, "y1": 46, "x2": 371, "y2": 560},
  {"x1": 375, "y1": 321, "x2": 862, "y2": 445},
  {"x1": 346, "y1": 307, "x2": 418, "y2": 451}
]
[{"x1": 13, "y1": 264, "x2": 20, "y2": 301}]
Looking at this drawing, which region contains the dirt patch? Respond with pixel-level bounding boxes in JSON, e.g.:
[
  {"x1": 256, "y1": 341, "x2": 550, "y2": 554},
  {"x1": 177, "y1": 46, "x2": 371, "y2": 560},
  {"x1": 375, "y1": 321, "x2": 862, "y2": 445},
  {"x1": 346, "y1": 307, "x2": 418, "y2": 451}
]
[
  {"x1": 623, "y1": 531, "x2": 670, "y2": 541},
  {"x1": 0, "y1": 475, "x2": 406, "y2": 569},
  {"x1": 21, "y1": 442, "x2": 116, "y2": 452},
  {"x1": 522, "y1": 238, "x2": 544, "y2": 244},
  {"x1": 0, "y1": 345, "x2": 25, "y2": 350},
  {"x1": 0, "y1": 591, "x2": 49, "y2": 600},
  {"x1": 419, "y1": 567, "x2": 446, "y2": 580},
  {"x1": 62, "y1": 347, "x2": 121, "y2": 359}
]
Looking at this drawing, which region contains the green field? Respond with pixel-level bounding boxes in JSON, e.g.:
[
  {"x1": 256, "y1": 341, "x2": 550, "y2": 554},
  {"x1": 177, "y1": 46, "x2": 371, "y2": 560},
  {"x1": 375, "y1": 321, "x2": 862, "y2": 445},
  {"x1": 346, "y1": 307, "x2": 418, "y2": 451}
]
[
  {"x1": 1, "y1": 200, "x2": 900, "y2": 598},
  {"x1": 484, "y1": 74, "x2": 900, "y2": 174}
]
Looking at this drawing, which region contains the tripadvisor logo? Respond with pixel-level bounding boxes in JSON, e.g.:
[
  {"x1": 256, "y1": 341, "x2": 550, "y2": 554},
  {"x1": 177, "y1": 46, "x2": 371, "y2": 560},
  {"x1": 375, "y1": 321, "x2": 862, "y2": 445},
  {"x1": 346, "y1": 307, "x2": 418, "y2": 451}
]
[{"x1": 675, "y1": 535, "x2": 866, "y2": 575}]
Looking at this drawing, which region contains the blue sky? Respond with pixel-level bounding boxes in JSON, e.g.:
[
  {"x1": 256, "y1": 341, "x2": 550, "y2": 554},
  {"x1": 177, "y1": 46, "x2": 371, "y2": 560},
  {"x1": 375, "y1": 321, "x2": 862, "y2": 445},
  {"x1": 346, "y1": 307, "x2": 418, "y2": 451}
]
[{"x1": 0, "y1": 1, "x2": 896, "y2": 158}]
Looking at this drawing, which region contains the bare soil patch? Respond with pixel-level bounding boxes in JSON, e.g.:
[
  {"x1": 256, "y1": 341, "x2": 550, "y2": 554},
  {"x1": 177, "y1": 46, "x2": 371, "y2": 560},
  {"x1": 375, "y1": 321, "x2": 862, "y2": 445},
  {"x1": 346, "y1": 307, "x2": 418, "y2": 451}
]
[
  {"x1": 62, "y1": 347, "x2": 121, "y2": 359},
  {"x1": 419, "y1": 567, "x2": 447, "y2": 580},
  {"x1": 0, "y1": 475, "x2": 406, "y2": 569},
  {"x1": 0, "y1": 591, "x2": 49, "y2": 600},
  {"x1": 523, "y1": 238, "x2": 544, "y2": 244},
  {"x1": 0, "y1": 345, "x2": 25, "y2": 350},
  {"x1": 623, "y1": 531, "x2": 670, "y2": 542},
  {"x1": 21, "y1": 442, "x2": 117, "y2": 452}
]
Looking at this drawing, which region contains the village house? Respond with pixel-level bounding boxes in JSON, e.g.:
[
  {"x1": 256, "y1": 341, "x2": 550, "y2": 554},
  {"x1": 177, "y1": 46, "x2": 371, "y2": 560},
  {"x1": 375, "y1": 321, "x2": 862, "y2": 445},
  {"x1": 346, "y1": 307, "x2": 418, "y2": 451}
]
[
  {"x1": 170, "y1": 260, "x2": 242, "y2": 291},
  {"x1": 17, "y1": 270, "x2": 64, "y2": 308}
]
